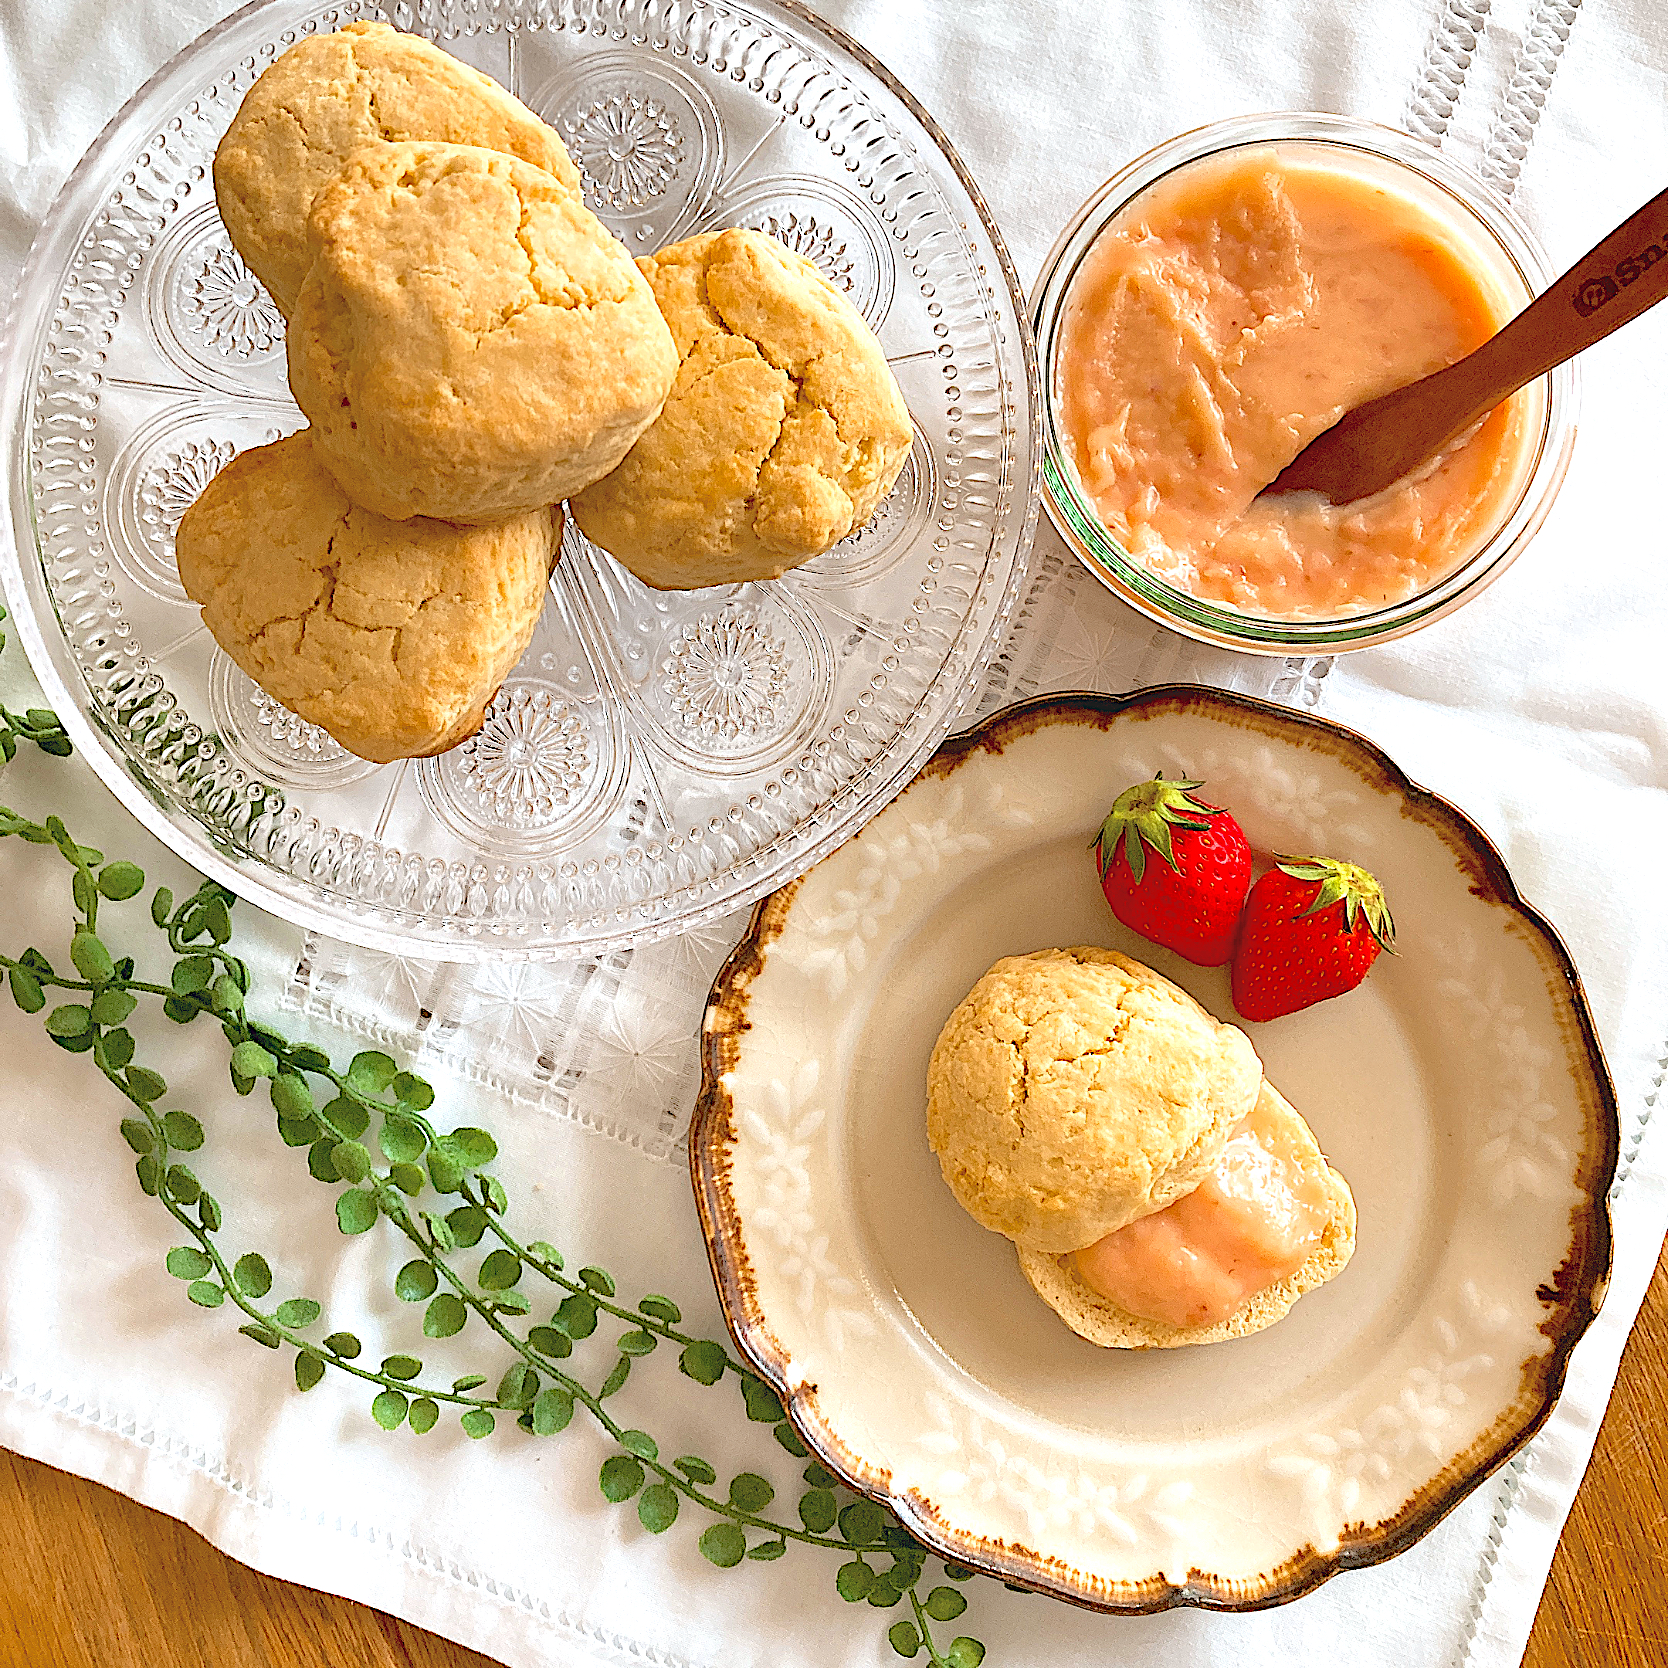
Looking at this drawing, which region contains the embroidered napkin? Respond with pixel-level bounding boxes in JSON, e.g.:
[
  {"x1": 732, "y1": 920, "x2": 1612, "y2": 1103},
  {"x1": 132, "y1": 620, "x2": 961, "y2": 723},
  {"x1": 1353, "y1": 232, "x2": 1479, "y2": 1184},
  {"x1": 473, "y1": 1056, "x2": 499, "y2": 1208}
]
[{"x1": 2, "y1": 2, "x2": 1665, "y2": 1666}]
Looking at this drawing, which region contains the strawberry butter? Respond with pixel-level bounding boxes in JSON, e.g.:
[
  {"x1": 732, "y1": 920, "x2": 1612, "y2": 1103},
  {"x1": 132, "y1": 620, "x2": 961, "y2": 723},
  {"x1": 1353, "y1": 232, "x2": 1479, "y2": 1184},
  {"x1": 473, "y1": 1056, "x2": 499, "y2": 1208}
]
[
  {"x1": 1072, "y1": 1088, "x2": 1333, "y2": 1329},
  {"x1": 1055, "y1": 148, "x2": 1539, "y2": 618}
]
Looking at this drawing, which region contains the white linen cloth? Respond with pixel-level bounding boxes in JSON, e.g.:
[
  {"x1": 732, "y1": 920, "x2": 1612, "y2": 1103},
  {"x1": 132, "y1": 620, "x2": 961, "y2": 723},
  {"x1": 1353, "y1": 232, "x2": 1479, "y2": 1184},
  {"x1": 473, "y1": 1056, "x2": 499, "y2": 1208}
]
[{"x1": 2, "y1": 2, "x2": 1666, "y2": 1665}]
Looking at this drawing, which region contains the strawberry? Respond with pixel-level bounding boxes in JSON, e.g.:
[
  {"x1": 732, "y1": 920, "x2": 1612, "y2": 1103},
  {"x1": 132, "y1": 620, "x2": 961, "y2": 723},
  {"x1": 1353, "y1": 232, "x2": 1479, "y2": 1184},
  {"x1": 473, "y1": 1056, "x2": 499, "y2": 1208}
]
[
  {"x1": 1092, "y1": 774, "x2": 1252, "y2": 965},
  {"x1": 1231, "y1": 856, "x2": 1396, "y2": 1021}
]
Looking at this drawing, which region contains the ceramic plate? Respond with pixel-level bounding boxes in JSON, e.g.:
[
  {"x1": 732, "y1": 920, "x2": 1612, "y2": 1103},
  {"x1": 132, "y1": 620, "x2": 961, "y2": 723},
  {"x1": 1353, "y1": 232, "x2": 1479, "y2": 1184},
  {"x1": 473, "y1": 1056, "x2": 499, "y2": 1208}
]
[{"x1": 691, "y1": 688, "x2": 1616, "y2": 1610}]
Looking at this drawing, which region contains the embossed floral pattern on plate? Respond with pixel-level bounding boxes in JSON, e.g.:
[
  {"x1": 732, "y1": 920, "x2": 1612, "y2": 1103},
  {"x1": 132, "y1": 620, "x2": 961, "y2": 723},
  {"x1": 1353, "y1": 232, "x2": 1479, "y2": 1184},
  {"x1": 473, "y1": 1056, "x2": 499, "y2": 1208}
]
[{"x1": 692, "y1": 687, "x2": 1616, "y2": 1612}]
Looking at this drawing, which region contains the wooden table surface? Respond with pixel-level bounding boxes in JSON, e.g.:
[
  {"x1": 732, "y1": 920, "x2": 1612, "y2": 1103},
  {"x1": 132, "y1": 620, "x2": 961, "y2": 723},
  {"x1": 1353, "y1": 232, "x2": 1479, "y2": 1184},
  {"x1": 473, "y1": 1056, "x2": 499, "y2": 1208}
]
[{"x1": 4, "y1": 1240, "x2": 1665, "y2": 1668}]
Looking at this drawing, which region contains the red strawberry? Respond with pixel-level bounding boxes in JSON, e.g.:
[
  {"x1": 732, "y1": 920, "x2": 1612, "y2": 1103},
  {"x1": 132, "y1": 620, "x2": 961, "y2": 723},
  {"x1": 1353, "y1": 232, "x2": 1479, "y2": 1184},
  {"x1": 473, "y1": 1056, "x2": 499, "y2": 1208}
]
[
  {"x1": 1231, "y1": 856, "x2": 1396, "y2": 1021},
  {"x1": 1092, "y1": 774, "x2": 1252, "y2": 965}
]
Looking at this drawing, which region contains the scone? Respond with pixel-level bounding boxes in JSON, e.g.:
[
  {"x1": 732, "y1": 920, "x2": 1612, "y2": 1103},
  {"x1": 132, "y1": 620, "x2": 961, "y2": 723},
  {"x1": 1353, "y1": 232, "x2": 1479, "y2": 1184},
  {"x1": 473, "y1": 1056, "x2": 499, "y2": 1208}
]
[
  {"x1": 175, "y1": 431, "x2": 559, "y2": 762},
  {"x1": 287, "y1": 142, "x2": 677, "y2": 525},
  {"x1": 213, "y1": 20, "x2": 584, "y2": 315},
  {"x1": 1017, "y1": 1082, "x2": 1357, "y2": 1349},
  {"x1": 926, "y1": 946, "x2": 1262, "y2": 1253},
  {"x1": 569, "y1": 227, "x2": 914, "y2": 589}
]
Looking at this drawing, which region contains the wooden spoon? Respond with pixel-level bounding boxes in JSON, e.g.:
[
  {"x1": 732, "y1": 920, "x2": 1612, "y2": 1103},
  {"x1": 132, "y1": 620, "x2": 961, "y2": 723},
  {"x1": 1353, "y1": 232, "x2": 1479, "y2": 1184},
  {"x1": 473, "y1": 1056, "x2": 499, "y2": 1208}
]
[{"x1": 1259, "y1": 184, "x2": 1668, "y2": 503}]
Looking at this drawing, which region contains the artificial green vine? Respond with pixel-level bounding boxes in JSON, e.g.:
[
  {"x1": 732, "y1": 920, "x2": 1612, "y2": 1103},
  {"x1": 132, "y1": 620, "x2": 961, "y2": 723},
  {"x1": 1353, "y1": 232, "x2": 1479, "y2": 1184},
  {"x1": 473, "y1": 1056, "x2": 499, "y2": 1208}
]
[{"x1": 0, "y1": 626, "x2": 992, "y2": 1667}]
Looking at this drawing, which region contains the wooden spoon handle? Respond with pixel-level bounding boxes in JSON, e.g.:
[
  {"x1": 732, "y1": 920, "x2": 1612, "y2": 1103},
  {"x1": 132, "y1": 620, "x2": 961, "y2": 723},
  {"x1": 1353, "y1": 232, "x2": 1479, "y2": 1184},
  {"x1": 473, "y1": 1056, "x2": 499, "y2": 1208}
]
[{"x1": 1445, "y1": 183, "x2": 1668, "y2": 426}]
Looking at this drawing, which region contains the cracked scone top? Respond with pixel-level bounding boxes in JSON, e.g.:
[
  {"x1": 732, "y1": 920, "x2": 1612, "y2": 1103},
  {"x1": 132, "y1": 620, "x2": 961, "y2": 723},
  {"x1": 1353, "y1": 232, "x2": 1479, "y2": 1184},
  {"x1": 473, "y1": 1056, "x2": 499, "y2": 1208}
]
[
  {"x1": 213, "y1": 21, "x2": 584, "y2": 317},
  {"x1": 569, "y1": 228, "x2": 915, "y2": 589},
  {"x1": 175, "y1": 431, "x2": 560, "y2": 763},
  {"x1": 926, "y1": 947, "x2": 1263, "y2": 1253},
  {"x1": 288, "y1": 141, "x2": 678, "y2": 524}
]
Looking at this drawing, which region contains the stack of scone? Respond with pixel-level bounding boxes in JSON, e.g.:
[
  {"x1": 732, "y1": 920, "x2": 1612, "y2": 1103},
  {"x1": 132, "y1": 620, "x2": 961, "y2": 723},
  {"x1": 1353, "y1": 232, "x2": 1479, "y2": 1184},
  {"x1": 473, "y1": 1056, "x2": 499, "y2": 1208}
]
[
  {"x1": 176, "y1": 23, "x2": 913, "y2": 764},
  {"x1": 927, "y1": 947, "x2": 1355, "y2": 1348}
]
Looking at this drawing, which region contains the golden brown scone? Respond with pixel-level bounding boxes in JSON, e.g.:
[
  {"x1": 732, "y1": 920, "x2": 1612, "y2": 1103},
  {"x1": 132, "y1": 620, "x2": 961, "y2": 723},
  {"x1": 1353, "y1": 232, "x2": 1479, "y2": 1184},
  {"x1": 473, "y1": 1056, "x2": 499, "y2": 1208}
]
[
  {"x1": 569, "y1": 228, "x2": 914, "y2": 589},
  {"x1": 175, "y1": 431, "x2": 559, "y2": 763},
  {"x1": 213, "y1": 20, "x2": 584, "y2": 316},
  {"x1": 1016, "y1": 1083, "x2": 1356, "y2": 1348},
  {"x1": 287, "y1": 142, "x2": 677, "y2": 524},
  {"x1": 926, "y1": 947, "x2": 1262, "y2": 1254}
]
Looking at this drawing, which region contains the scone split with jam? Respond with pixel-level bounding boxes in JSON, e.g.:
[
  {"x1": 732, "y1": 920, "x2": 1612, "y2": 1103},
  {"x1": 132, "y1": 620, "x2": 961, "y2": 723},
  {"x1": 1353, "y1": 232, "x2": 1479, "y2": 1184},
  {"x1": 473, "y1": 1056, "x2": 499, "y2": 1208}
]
[{"x1": 927, "y1": 947, "x2": 1355, "y2": 1349}]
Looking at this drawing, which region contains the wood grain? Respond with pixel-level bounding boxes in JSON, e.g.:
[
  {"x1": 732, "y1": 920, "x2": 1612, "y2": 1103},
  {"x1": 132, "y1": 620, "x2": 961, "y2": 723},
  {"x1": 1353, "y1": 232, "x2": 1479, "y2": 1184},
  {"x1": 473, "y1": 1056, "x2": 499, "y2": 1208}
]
[{"x1": 3, "y1": 1241, "x2": 1664, "y2": 1667}]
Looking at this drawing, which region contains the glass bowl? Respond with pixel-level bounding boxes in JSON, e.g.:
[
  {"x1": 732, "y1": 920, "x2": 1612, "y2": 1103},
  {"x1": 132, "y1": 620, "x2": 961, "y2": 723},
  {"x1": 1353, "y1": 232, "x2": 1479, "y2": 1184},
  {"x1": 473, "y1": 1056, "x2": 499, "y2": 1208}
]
[
  {"x1": 0, "y1": 0, "x2": 1039, "y2": 960},
  {"x1": 1031, "y1": 112, "x2": 1577, "y2": 654}
]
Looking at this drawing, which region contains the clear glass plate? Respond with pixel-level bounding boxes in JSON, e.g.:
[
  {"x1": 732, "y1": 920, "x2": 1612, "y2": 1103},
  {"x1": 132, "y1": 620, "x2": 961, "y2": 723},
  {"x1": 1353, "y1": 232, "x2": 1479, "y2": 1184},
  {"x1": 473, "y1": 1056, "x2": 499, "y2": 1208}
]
[{"x1": 0, "y1": 0, "x2": 1039, "y2": 960}]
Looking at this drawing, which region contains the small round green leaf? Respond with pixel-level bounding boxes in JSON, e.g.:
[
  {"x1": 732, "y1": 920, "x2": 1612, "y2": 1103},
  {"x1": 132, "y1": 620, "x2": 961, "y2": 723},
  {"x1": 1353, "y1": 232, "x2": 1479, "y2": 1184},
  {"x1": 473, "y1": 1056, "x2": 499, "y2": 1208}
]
[
  {"x1": 942, "y1": 1563, "x2": 976, "y2": 1582},
  {"x1": 478, "y1": 1249, "x2": 522, "y2": 1291},
  {"x1": 275, "y1": 1298, "x2": 321, "y2": 1329},
  {"x1": 270, "y1": 1073, "x2": 314, "y2": 1121},
  {"x1": 741, "y1": 1375, "x2": 785, "y2": 1423},
  {"x1": 888, "y1": 1621, "x2": 922, "y2": 1659},
  {"x1": 238, "y1": 1322, "x2": 281, "y2": 1349},
  {"x1": 426, "y1": 1148, "x2": 464, "y2": 1194},
  {"x1": 388, "y1": 1162, "x2": 424, "y2": 1196},
  {"x1": 924, "y1": 1587, "x2": 968, "y2": 1622},
  {"x1": 530, "y1": 1386, "x2": 574, "y2": 1435},
  {"x1": 7, "y1": 966, "x2": 45, "y2": 1013},
  {"x1": 330, "y1": 1140, "x2": 372, "y2": 1183},
  {"x1": 445, "y1": 1205, "x2": 487, "y2": 1248},
  {"x1": 799, "y1": 1489, "x2": 837, "y2": 1533},
  {"x1": 127, "y1": 1066, "x2": 167, "y2": 1104},
  {"x1": 728, "y1": 1473, "x2": 775, "y2": 1513},
  {"x1": 527, "y1": 1325, "x2": 572, "y2": 1360},
  {"x1": 135, "y1": 1156, "x2": 161, "y2": 1197},
  {"x1": 836, "y1": 1560, "x2": 874, "y2": 1602},
  {"x1": 166, "y1": 1246, "x2": 213, "y2": 1280},
  {"x1": 379, "y1": 1115, "x2": 426, "y2": 1164},
  {"x1": 394, "y1": 1259, "x2": 438, "y2": 1302},
  {"x1": 773, "y1": 1420, "x2": 809, "y2": 1458},
  {"x1": 90, "y1": 988, "x2": 135, "y2": 1026},
  {"x1": 554, "y1": 1293, "x2": 598, "y2": 1339},
  {"x1": 698, "y1": 1524, "x2": 747, "y2": 1569},
  {"x1": 43, "y1": 1003, "x2": 92, "y2": 1039},
  {"x1": 618, "y1": 1430, "x2": 658, "y2": 1460},
  {"x1": 450, "y1": 1127, "x2": 497, "y2": 1169},
  {"x1": 839, "y1": 1501, "x2": 884, "y2": 1547},
  {"x1": 408, "y1": 1398, "x2": 439, "y2": 1435},
  {"x1": 335, "y1": 1189, "x2": 378, "y2": 1235},
  {"x1": 164, "y1": 1164, "x2": 201, "y2": 1205},
  {"x1": 295, "y1": 1351, "x2": 326, "y2": 1392},
  {"x1": 324, "y1": 1096, "x2": 370, "y2": 1140},
  {"x1": 423, "y1": 1294, "x2": 467, "y2": 1338},
  {"x1": 637, "y1": 1482, "x2": 679, "y2": 1533},
  {"x1": 371, "y1": 1390, "x2": 409, "y2": 1431},
  {"x1": 345, "y1": 1050, "x2": 398, "y2": 1095},
  {"x1": 497, "y1": 1363, "x2": 538, "y2": 1408},
  {"x1": 598, "y1": 1355, "x2": 631, "y2": 1399},
  {"x1": 97, "y1": 861, "x2": 145, "y2": 900},
  {"x1": 678, "y1": 1340, "x2": 727, "y2": 1385},
  {"x1": 162, "y1": 1110, "x2": 204, "y2": 1151},
  {"x1": 210, "y1": 975, "x2": 244, "y2": 1016},
  {"x1": 599, "y1": 1455, "x2": 644, "y2": 1503},
  {"x1": 638, "y1": 1293, "x2": 680, "y2": 1323},
  {"x1": 70, "y1": 931, "x2": 114, "y2": 984},
  {"x1": 617, "y1": 1329, "x2": 657, "y2": 1357},
  {"x1": 307, "y1": 1139, "x2": 339, "y2": 1183},
  {"x1": 119, "y1": 1118, "x2": 154, "y2": 1155},
  {"x1": 747, "y1": 1539, "x2": 787, "y2": 1562},
  {"x1": 674, "y1": 1455, "x2": 718, "y2": 1485},
  {"x1": 323, "y1": 1331, "x2": 362, "y2": 1359},
  {"x1": 197, "y1": 1192, "x2": 222, "y2": 1232},
  {"x1": 392, "y1": 1071, "x2": 435, "y2": 1111},
  {"x1": 186, "y1": 1280, "x2": 224, "y2": 1308},
  {"x1": 150, "y1": 887, "x2": 174, "y2": 927},
  {"x1": 577, "y1": 1265, "x2": 615, "y2": 1297},
  {"x1": 945, "y1": 1640, "x2": 987, "y2": 1668},
  {"x1": 232, "y1": 1253, "x2": 273, "y2": 1298},
  {"x1": 460, "y1": 1408, "x2": 496, "y2": 1439},
  {"x1": 230, "y1": 1040, "x2": 276, "y2": 1079},
  {"x1": 381, "y1": 1354, "x2": 422, "y2": 1381},
  {"x1": 277, "y1": 1116, "x2": 321, "y2": 1149}
]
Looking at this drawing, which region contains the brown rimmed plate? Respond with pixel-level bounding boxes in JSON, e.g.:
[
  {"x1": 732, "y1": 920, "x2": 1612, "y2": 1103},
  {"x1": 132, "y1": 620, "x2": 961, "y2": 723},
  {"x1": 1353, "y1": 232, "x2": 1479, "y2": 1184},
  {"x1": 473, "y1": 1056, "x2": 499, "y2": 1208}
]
[{"x1": 690, "y1": 687, "x2": 1616, "y2": 1611}]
